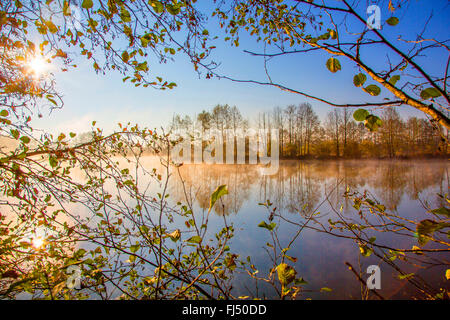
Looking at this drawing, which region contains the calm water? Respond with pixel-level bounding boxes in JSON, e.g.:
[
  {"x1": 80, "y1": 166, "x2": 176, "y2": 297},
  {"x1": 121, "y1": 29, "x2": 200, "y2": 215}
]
[
  {"x1": 164, "y1": 159, "x2": 449, "y2": 299},
  {"x1": 57, "y1": 158, "x2": 450, "y2": 299}
]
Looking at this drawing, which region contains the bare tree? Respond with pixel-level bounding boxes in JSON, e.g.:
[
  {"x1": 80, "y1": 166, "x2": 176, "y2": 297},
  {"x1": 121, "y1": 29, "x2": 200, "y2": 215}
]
[{"x1": 326, "y1": 109, "x2": 343, "y2": 157}]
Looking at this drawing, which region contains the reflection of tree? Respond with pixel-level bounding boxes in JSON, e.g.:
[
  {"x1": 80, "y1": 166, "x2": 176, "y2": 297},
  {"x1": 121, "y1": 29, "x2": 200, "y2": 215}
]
[
  {"x1": 169, "y1": 160, "x2": 449, "y2": 217},
  {"x1": 312, "y1": 160, "x2": 449, "y2": 211},
  {"x1": 170, "y1": 164, "x2": 257, "y2": 215},
  {"x1": 259, "y1": 161, "x2": 321, "y2": 215},
  {"x1": 367, "y1": 160, "x2": 449, "y2": 210},
  {"x1": 369, "y1": 162, "x2": 409, "y2": 209}
]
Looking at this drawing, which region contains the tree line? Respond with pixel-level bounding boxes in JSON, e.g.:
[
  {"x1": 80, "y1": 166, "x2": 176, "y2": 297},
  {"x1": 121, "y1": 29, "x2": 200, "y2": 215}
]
[{"x1": 170, "y1": 103, "x2": 448, "y2": 159}]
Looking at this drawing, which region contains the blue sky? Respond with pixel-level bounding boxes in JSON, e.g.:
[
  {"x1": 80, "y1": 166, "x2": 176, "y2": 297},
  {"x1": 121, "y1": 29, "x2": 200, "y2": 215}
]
[{"x1": 32, "y1": 0, "x2": 449, "y2": 134}]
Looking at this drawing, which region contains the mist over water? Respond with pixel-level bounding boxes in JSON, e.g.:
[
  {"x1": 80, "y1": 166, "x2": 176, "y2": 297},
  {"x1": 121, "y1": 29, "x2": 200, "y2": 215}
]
[
  {"x1": 48, "y1": 157, "x2": 449, "y2": 299},
  {"x1": 166, "y1": 159, "x2": 449, "y2": 299}
]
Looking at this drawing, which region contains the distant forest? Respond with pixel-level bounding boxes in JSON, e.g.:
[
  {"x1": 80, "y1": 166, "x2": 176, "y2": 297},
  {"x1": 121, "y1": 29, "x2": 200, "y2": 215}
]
[{"x1": 169, "y1": 104, "x2": 449, "y2": 159}]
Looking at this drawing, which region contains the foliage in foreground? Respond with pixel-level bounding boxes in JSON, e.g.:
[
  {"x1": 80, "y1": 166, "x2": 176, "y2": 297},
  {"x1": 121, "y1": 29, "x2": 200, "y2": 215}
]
[{"x1": 0, "y1": 0, "x2": 449, "y2": 300}]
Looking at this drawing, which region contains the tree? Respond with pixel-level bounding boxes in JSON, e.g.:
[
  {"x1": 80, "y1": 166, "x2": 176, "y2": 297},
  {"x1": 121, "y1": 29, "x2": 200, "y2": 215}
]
[
  {"x1": 0, "y1": 0, "x2": 238, "y2": 300},
  {"x1": 272, "y1": 106, "x2": 285, "y2": 156},
  {"x1": 197, "y1": 110, "x2": 212, "y2": 133},
  {"x1": 326, "y1": 109, "x2": 342, "y2": 157},
  {"x1": 229, "y1": 105, "x2": 246, "y2": 135},
  {"x1": 284, "y1": 104, "x2": 296, "y2": 149},
  {"x1": 209, "y1": 0, "x2": 449, "y2": 130},
  {"x1": 380, "y1": 107, "x2": 402, "y2": 158},
  {"x1": 341, "y1": 107, "x2": 352, "y2": 156},
  {"x1": 300, "y1": 103, "x2": 319, "y2": 156},
  {"x1": 211, "y1": 104, "x2": 231, "y2": 137},
  {"x1": 171, "y1": 114, "x2": 193, "y2": 133}
]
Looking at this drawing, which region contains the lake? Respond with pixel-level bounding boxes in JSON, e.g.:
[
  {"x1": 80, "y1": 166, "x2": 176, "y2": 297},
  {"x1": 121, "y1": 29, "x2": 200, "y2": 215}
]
[
  {"x1": 25, "y1": 157, "x2": 448, "y2": 300},
  {"x1": 162, "y1": 159, "x2": 449, "y2": 299}
]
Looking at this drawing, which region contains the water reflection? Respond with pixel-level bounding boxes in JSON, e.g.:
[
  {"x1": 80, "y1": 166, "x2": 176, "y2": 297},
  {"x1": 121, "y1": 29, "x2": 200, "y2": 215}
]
[
  {"x1": 168, "y1": 159, "x2": 449, "y2": 299},
  {"x1": 171, "y1": 160, "x2": 448, "y2": 216}
]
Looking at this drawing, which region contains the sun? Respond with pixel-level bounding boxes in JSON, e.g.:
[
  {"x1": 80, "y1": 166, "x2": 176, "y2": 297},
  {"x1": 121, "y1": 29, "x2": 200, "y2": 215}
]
[
  {"x1": 27, "y1": 54, "x2": 50, "y2": 77},
  {"x1": 31, "y1": 236, "x2": 45, "y2": 249}
]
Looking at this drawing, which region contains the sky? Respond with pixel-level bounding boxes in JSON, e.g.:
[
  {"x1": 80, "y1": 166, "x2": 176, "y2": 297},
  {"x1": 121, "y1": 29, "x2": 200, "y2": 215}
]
[{"x1": 31, "y1": 0, "x2": 450, "y2": 134}]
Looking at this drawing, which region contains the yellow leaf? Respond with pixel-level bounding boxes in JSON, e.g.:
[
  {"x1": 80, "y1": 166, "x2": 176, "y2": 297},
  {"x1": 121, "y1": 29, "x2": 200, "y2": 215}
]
[
  {"x1": 168, "y1": 229, "x2": 181, "y2": 242},
  {"x1": 276, "y1": 263, "x2": 296, "y2": 286}
]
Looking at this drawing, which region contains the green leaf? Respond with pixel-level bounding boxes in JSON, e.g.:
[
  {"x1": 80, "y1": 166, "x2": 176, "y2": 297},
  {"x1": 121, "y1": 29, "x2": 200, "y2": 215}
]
[
  {"x1": 58, "y1": 133, "x2": 66, "y2": 142},
  {"x1": 429, "y1": 207, "x2": 450, "y2": 218},
  {"x1": 46, "y1": 20, "x2": 58, "y2": 34},
  {"x1": 20, "y1": 136, "x2": 30, "y2": 144},
  {"x1": 359, "y1": 244, "x2": 373, "y2": 257},
  {"x1": 140, "y1": 35, "x2": 150, "y2": 47},
  {"x1": 149, "y1": 1, "x2": 164, "y2": 14},
  {"x1": 49, "y1": 156, "x2": 58, "y2": 168},
  {"x1": 417, "y1": 233, "x2": 430, "y2": 246},
  {"x1": 10, "y1": 129, "x2": 19, "y2": 139},
  {"x1": 130, "y1": 244, "x2": 140, "y2": 253},
  {"x1": 120, "y1": 8, "x2": 131, "y2": 23},
  {"x1": 277, "y1": 263, "x2": 296, "y2": 286},
  {"x1": 320, "y1": 287, "x2": 332, "y2": 292},
  {"x1": 186, "y1": 235, "x2": 202, "y2": 244},
  {"x1": 417, "y1": 219, "x2": 450, "y2": 236},
  {"x1": 136, "y1": 61, "x2": 148, "y2": 72},
  {"x1": 122, "y1": 51, "x2": 129, "y2": 63},
  {"x1": 420, "y1": 87, "x2": 442, "y2": 100},
  {"x1": 166, "y1": 4, "x2": 181, "y2": 15},
  {"x1": 364, "y1": 115, "x2": 382, "y2": 132},
  {"x1": 139, "y1": 225, "x2": 149, "y2": 235},
  {"x1": 123, "y1": 25, "x2": 132, "y2": 38},
  {"x1": 75, "y1": 248, "x2": 87, "y2": 258},
  {"x1": 16, "y1": 152, "x2": 26, "y2": 160},
  {"x1": 386, "y1": 17, "x2": 399, "y2": 26},
  {"x1": 209, "y1": 185, "x2": 228, "y2": 212},
  {"x1": 258, "y1": 221, "x2": 276, "y2": 231},
  {"x1": 0, "y1": 110, "x2": 8, "y2": 117},
  {"x1": 326, "y1": 57, "x2": 341, "y2": 73},
  {"x1": 363, "y1": 84, "x2": 381, "y2": 96},
  {"x1": 416, "y1": 219, "x2": 450, "y2": 245},
  {"x1": 353, "y1": 73, "x2": 367, "y2": 87},
  {"x1": 353, "y1": 109, "x2": 370, "y2": 121},
  {"x1": 81, "y1": 0, "x2": 93, "y2": 9},
  {"x1": 389, "y1": 75, "x2": 400, "y2": 86}
]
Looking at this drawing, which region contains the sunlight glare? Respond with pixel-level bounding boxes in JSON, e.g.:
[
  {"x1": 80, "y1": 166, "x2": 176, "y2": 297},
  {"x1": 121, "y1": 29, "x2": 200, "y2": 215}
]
[
  {"x1": 31, "y1": 236, "x2": 45, "y2": 249},
  {"x1": 27, "y1": 55, "x2": 50, "y2": 77}
]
